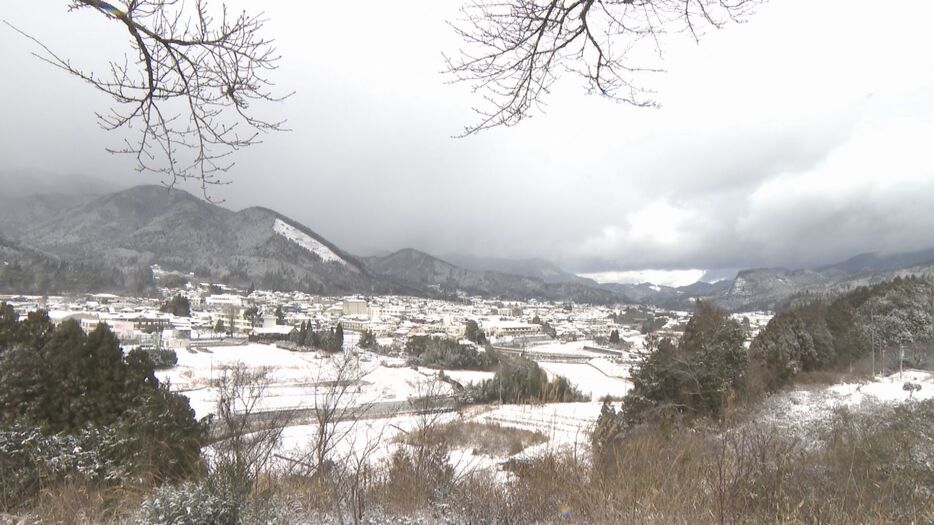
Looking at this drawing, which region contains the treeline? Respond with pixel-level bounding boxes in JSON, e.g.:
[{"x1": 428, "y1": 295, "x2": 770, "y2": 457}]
[
  {"x1": 600, "y1": 277, "x2": 934, "y2": 430},
  {"x1": 610, "y1": 308, "x2": 669, "y2": 334},
  {"x1": 469, "y1": 355, "x2": 586, "y2": 404},
  {"x1": 289, "y1": 321, "x2": 344, "y2": 352},
  {"x1": 750, "y1": 275, "x2": 934, "y2": 391},
  {"x1": 405, "y1": 335, "x2": 498, "y2": 370},
  {"x1": 403, "y1": 332, "x2": 583, "y2": 402},
  {"x1": 0, "y1": 304, "x2": 205, "y2": 511}
]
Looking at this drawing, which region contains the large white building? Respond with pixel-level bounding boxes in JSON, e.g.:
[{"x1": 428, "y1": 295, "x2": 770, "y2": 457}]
[
  {"x1": 478, "y1": 318, "x2": 541, "y2": 338},
  {"x1": 205, "y1": 294, "x2": 244, "y2": 308},
  {"x1": 342, "y1": 298, "x2": 368, "y2": 316}
]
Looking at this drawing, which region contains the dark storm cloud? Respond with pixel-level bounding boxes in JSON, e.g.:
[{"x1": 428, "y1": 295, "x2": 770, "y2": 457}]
[{"x1": 2, "y1": 0, "x2": 933, "y2": 282}]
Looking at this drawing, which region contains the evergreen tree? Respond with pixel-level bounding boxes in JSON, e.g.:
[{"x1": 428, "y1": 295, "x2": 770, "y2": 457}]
[
  {"x1": 541, "y1": 321, "x2": 557, "y2": 339},
  {"x1": 243, "y1": 305, "x2": 261, "y2": 327},
  {"x1": 464, "y1": 319, "x2": 487, "y2": 345},
  {"x1": 471, "y1": 356, "x2": 583, "y2": 403},
  {"x1": 0, "y1": 310, "x2": 205, "y2": 479},
  {"x1": 275, "y1": 305, "x2": 286, "y2": 325},
  {"x1": 358, "y1": 330, "x2": 377, "y2": 349},
  {"x1": 609, "y1": 329, "x2": 620, "y2": 344},
  {"x1": 160, "y1": 295, "x2": 191, "y2": 317},
  {"x1": 621, "y1": 302, "x2": 746, "y2": 424}
]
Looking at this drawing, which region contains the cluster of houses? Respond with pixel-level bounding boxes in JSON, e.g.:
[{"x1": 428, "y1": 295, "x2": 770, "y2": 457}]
[{"x1": 1, "y1": 279, "x2": 770, "y2": 359}]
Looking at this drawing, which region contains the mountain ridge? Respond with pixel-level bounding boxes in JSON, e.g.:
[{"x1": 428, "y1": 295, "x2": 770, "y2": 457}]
[
  {"x1": 364, "y1": 248, "x2": 627, "y2": 304},
  {"x1": 4, "y1": 183, "x2": 934, "y2": 309}
]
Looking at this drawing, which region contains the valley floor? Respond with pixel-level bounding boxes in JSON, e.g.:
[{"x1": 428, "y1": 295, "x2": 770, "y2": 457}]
[{"x1": 158, "y1": 342, "x2": 934, "y2": 482}]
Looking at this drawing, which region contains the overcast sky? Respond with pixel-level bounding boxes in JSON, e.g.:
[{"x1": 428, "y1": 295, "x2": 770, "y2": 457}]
[{"x1": 2, "y1": 0, "x2": 933, "y2": 286}]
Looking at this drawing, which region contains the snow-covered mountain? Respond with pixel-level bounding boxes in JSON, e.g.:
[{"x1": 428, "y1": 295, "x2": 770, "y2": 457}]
[
  {"x1": 2, "y1": 185, "x2": 392, "y2": 295},
  {"x1": 4, "y1": 182, "x2": 934, "y2": 307}
]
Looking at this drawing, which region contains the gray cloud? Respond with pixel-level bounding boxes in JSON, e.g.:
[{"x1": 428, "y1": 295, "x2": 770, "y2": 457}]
[{"x1": 2, "y1": 0, "x2": 933, "y2": 279}]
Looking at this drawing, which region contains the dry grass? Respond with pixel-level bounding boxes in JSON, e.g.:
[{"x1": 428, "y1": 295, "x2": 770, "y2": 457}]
[
  {"x1": 404, "y1": 421, "x2": 547, "y2": 457},
  {"x1": 6, "y1": 482, "x2": 145, "y2": 525},
  {"x1": 7, "y1": 401, "x2": 933, "y2": 524}
]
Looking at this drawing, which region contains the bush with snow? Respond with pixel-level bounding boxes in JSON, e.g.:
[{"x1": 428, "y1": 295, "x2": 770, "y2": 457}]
[
  {"x1": 136, "y1": 480, "x2": 302, "y2": 525},
  {"x1": 0, "y1": 423, "x2": 130, "y2": 510}
]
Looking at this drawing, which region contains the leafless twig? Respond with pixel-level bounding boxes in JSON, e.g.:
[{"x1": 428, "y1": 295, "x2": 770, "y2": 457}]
[
  {"x1": 446, "y1": 0, "x2": 761, "y2": 135},
  {"x1": 5, "y1": 0, "x2": 290, "y2": 199}
]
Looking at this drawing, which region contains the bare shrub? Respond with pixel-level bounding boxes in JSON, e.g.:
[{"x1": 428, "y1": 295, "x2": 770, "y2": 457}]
[{"x1": 210, "y1": 363, "x2": 291, "y2": 519}]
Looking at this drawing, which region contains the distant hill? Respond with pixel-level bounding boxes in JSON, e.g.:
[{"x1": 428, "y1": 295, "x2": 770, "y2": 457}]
[
  {"x1": 612, "y1": 251, "x2": 934, "y2": 312},
  {"x1": 712, "y1": 259, "x2": 934, "y2": 311},
  {"x1": 365, "y1": 249, "x2": 627, "y2": 304},
  {"x1": 0, "y1": 193, "x2": 99, "y2": 238},
  {"x1": 817, "y1": 248, "x2": 934, "y2": 276},
  {"x1": 441, "y1": 253, "x2": 598, "y2": 286}
]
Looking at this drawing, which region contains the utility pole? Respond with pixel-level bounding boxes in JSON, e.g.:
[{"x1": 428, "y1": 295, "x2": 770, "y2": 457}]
[
  {"x1": 930, "y1": 273, "x2": 934, "y2": 368},
  {"x1": 899, "y1": 344, "x2": 904, "y2": 380},
  {"x1": 882, "y1": 344, "x2": 886, "y2": 377},
  {"x1": 870, "y1": 305, "x2": 875, "y2": 377}
]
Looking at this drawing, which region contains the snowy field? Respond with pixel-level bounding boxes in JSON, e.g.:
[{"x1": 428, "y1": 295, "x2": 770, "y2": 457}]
[
  {"x1": 157, "y1": 343, "x2": 454, "y2": 419},
  {"x1": 468, "y1": 402, "x2": 602, "y2": 459},
  {"x1": 517, "y1": 340, "x2": 613, "y2": 359},
  {"x1": 443, "y1": 369, "x2": 496, "y2": 386},
  {"x1": 268, "y1": 403, "x2": 603, "y2": 478},
  {"x1": 538, "y1": 361, "x2": 633, "y2": 401},
  {"x1": 156, "y1": 342, "x2": 618, "y2": 476},
  {"x1": 155, "y1": 343, "x2": 934, "y2": 481}
]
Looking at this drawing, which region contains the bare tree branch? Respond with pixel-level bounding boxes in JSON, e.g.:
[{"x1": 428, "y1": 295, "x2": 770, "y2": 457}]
[
  {"x1": 446, "y1": 0, "x2": 762, "y2": 136},
  {"x1": 5, "y1": 0, "x2": 290, "y2": 200}
]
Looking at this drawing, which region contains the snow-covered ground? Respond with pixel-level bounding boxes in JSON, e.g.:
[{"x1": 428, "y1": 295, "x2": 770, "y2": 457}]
[
  {"x1": 160, "y1": 343, "x2": 614, "y2": 477},
  {"x1": 273, "y1": 412, "x2": 462, "y2": 471},
  {"x1": 518, "y1": 340, "x2": 609, "y2": 359},
  {"x1": 443, "y1": 369, "x2": 496, "y2": 386},
  {"x1": 157, "y1": 343, "x2": 453, "y2": 419},
  {"x1": 160, "y1": 344, "x2": 934, "y2": 484},
  {"x1": 273, "y1": 219, "x2": 346, "y2": 265},
  {"x1": 750, "y1": 369, "x2": 934, "y2": 443},
  {"x1": 268, "y1": 403, "x2": 602, "y2": 478},
  {"x1": 538, "y1": 361, "x2": 633, "y2": 401},
  {"x1": 468, "y1": 402, "x2": 601, "y2": 457}
]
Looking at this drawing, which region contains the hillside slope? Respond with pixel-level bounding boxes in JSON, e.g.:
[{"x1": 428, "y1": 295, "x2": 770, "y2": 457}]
[
  {"x1": 13, "y1": 186, "x2": 391, "y2": 295},
  {"x1": 366, "y1": 249, "x2": 627, "y2": 304}
]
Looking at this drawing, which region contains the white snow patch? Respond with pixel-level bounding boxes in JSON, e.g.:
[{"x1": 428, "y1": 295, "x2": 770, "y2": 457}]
[
  {"x1": 538, "y1": 361, "x2": 633, "y2": 401},
  {"x1": 750, "y1": 369, "x2": 934, "y2": 445},
  {"x1": 273, "y1": 218, "x2": 346, "y2": 265},
  {"x1": 444, "y1": 369, "x2": 496, "y2": 386},
  {"x1": 470, "y1": 402, "x2": 601, "y2": 458}
]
